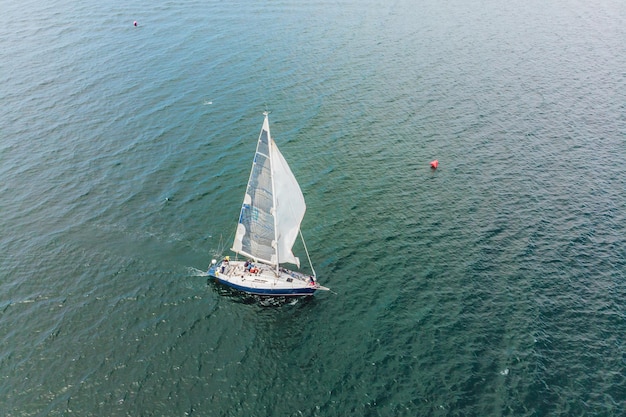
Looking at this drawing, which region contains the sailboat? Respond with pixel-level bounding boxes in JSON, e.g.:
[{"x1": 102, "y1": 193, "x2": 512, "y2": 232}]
[{"x1": 208, "y1": 112, "x2": 329, "y2": 296}]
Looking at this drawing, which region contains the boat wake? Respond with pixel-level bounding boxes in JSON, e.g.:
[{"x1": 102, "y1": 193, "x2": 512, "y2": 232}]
[{"x1": 187, "y1": 267, "x2": 209, "y2": 277}]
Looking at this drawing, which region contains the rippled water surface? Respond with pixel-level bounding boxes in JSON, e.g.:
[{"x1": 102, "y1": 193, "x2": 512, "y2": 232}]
[{"x1": 1, "y1": 0, "x2": 625, "y2": 415}]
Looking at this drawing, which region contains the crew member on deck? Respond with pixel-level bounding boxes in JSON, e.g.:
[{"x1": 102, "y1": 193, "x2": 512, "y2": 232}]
[{"x1": 221, "y1": 256, "x2": 229, "y2": 273}]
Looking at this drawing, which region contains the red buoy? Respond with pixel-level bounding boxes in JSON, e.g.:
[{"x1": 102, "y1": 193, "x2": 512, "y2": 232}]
[
  {"x1": 133, "y1": 21, "x2": 138, "y2": 26},
  {"x1": 430, "y1": 160, "x2": 439, "y2": 169}
]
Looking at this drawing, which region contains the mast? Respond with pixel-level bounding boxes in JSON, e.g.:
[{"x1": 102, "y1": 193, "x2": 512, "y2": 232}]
[{"x1": 265, "y1": 112, "x2": 281, "y2": 273}]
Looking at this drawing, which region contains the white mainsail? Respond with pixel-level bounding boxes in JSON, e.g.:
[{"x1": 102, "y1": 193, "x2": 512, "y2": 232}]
[{"x1": 231, "y1": 114, "x2": 306, "y2": 268}]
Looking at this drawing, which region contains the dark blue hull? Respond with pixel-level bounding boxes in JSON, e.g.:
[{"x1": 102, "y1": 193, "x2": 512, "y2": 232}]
[{"x1": 207, "y1": 264, "x2": 317, "y2": 296}]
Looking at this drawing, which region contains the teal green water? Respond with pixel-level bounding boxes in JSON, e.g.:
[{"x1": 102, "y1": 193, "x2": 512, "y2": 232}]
[{"x1": 2, "y1": 0, "x2": 626, "y2": 415}]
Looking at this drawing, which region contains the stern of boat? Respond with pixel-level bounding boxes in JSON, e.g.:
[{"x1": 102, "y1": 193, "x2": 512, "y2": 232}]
[{"x1": 207, "y1": 259, "x2": 221, "y2": 278}]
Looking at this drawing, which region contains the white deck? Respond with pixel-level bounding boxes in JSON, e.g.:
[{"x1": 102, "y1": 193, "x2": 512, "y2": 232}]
[{"x1": 212, "y1": 260, "x2": 327, "y2": 295}]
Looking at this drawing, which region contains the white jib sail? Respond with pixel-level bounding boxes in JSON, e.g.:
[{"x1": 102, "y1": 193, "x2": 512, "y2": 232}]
[{"x1": 271, "y1": 138, "x2": 306, "y2": 267}]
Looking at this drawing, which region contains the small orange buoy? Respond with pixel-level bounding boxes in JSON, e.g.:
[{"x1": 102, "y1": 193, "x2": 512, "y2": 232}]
[{"x1": 430, "y1": 160, "x2": 439, "y2": 169}]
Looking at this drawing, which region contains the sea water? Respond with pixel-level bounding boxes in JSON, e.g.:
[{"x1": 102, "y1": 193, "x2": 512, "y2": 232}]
[{"x1": 1, "y1": 0, "x2": 625, "y2": 415}]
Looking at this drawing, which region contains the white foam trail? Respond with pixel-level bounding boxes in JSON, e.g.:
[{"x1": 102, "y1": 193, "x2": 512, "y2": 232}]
[{"x1": 187, "y1": 267, "x2": 209, "y2": 277}]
